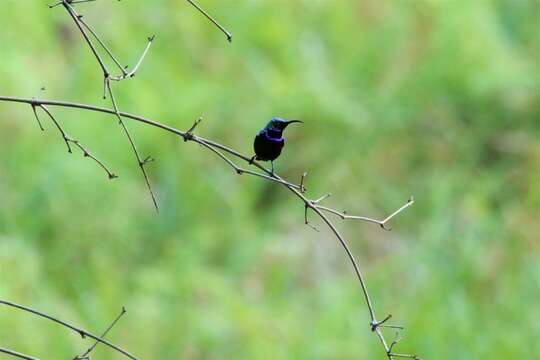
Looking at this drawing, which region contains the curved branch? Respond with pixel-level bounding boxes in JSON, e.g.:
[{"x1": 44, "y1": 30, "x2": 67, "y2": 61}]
[
  {"x1": 0, "y1": 300, "x2": 138, "y2": 360},
  {"x1": 0, "y1": 95, "x2": 417, "y2": 359}
]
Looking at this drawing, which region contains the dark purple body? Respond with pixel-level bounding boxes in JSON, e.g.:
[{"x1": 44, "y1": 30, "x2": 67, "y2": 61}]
[{"x1": 253, "y1": 128, "x2": 285, "y2": 161}]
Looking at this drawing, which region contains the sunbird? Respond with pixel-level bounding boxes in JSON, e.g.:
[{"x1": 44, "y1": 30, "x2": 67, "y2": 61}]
[{"x1": 250, "y1": 117, "x2": 303, "y2": 174}]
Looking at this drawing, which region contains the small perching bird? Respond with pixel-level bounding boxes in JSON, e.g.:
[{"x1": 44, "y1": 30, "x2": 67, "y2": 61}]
[{"x1": 250, "y1": 117, "x2": 303, "y2": 175}]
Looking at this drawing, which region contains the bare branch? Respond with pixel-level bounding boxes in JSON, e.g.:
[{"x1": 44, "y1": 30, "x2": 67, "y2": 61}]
[
  {"x1": 0, "y1": 347, "x2": 39, "y2": 360},
  {"x1": 299, "y1": 172, "x2": 307, "y2": 193},
  {"x1": 0, "y1": 300, "x2": 138, "y2": 360},
  {"x1": 111, "y1": 36, "x2": 156, "y2": 81},
  {"x1": 185, "y1": 0, "x2": 232, "y2": 42},
  {"x1": 197, "y1": 139, "x2": 303, "y2": 190},
  {"x1": 76, "y1": 14, "x2": 127, "y2": 75},
  {"x1": 304, "y1": 204, "x2": 320, "y2": 232},
  {"x1": 0, "y1": 79, "x2": 415, "y2": 360},
  {"x1": 184, "y1": 116, "x2": 203, "y2": 141},
  {"x1": 32, "y1": 103, "x2": 117, "y2": 179},
  {"x1": 30, "y1": 103, "x2": 44, "y2": 131},
  {"x1": 105, "y1": 79, "x2": 159, "y2": 211},
  {"x1": 58, "y1": 1, "x2": 158, "y2": 209},
  {"x1": 315, "y1": 197, "x2": 414, "y2": 231},
  {"x1": 3, "y1": 2, "x2": 418, "y2": 359},
  {"x1": 388, "y1": 353, "x2": 422, "y2": 360},
  {"x1": 75, "y1": 306, "x2": 127, "y2": 360}
]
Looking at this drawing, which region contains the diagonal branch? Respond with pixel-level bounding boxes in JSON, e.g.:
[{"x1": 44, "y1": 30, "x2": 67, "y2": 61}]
[
  {"x1": 74, "y1": 307, "x2": 127, "y2": 360},
  {"x1": 0, "y1": 347, "x2": 39, "y2": 360},
  {"x1": 76, "y1": 13, "x2": 156, "y2": 81},
  {"x1": 0, "y1": 299, "x2": 138, "y2": 360},
  {"x1": 58, "y1": 1, "x2": 158, "y2": 211},
  {"x1": 32, "y1": 102, "x2": 117, "y2": 179},
  {"x1": 105, "y1": 79, "x2": 159, "y2": 211},
  {"x1": 198, "y1": 139, "x2": 303, "y2": 190},
  {"x1": 185, "y1": 0, "x2": 232, "y2": 42}
]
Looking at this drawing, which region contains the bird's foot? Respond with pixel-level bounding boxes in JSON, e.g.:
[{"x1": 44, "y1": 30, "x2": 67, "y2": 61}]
[{"x1": 249, "y1": 155, "x2": 256, "y2": 165}]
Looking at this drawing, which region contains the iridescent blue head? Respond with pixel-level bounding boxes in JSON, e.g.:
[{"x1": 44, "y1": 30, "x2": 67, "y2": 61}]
[{"x1": 264, "y1": 117, "x2": 303, "y2": 132}]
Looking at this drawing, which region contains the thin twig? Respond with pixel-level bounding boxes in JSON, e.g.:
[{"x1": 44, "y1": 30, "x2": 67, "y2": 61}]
[
  {"x1": 315, "y1": 197, "x2": 415, "y2": 231},
  {"x1": 59, "y1": 1, "x2": 158, "y2": 209},
  {"x1": 0, "y1": 347, "x2": 39, "y2": 360},
  {"x1": 75, "y1": 307, "x2": 127, "y2": 360},
  {"x1": 31, "y1": 103, "x2": 44, "y2": 131},
  {"x1": 76, "y1": 15, "x2": 126, "y2": 75},
  {"x1": 0, "y1": 300, "x2": 138, "y2": 360},
  {"x1": 105, "y1": 79, "x2": 158, "y2": 210},
  {"x1": 32, "y1": 103, "x2": 117, "y2": 179},
  {"x1": 299, "y1": 172, "x2": 308, "y2": 193},
  {"x1": 304, "y1": 204, "x2": 320, "y2": 232},
  {"x1": 111, "y1": 36, "x2": 156, "y2": 81},
  {"x1": 185, "y1": 0, "x2": 232, "y2": 42}
]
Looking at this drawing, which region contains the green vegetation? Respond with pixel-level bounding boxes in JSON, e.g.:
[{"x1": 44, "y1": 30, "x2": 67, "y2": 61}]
[{"x1": 1, "y1": 1, "x2": 539, "y2": 359}]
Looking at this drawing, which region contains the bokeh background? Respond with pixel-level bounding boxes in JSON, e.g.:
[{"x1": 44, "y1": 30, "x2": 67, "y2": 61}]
[{"x1": 1, "y1": 1, "x2": 539, "y2": 359}]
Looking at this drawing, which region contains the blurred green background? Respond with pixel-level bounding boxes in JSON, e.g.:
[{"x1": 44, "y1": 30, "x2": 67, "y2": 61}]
[{"x1": 1, "y1": 0, "x2": 539, "y2": 359}]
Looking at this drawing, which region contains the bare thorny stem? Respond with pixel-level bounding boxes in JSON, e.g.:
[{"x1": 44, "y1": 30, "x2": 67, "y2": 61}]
[
  {"x1": 0, "y1": 300, "x2": 136, "y2": 360},
  {"x1": 1, "y1": 2, "x2": 420, "y2": 360},
  {"x1": 0, "y1": 95, "x2": 419, "y2": 360}
]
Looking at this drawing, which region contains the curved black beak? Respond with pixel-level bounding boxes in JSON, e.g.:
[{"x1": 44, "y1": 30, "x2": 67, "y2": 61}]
[{"x1": 283, "y1": 120, "x2": 303, "y2": 128}]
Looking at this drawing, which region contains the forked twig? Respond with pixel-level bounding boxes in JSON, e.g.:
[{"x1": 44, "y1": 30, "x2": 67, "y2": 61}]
[
  {"x1": 1, "y1": 2, "x2": 418, "y2": 358},
  {"x1": 0, "y1": 300, "x2": 138, "y2": 360},
  {"x1": 59, "y1": 0, "x2": 158, "y2": 211},
  {"x1": 315, "y1": 196, "x2": 415, "y2": 231},
  {"x1": 31, "y1": 102, "x2": 117, "y2": 179},
  {"x1": 74, "y1": 307, "x2": 127, "y2": 360},
  {"x1": 0, "y1": 95, "x2": 417, "y2": 359}
]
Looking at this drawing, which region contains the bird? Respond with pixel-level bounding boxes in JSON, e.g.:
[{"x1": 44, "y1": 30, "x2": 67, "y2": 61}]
[{"x1": 250, "y1": 117, "x2": 303, "y2": 175}]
